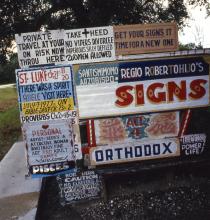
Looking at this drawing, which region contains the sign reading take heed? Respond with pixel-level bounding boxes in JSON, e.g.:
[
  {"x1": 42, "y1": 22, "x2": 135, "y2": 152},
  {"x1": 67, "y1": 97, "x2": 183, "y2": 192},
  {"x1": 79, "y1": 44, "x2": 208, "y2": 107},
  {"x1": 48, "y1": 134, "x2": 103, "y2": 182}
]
[
  {"x1": 114, "y1": 22, "x2": 178, "y2": 56},
  {"x1": 75, "y1": 56, "x2": 210, "y2": 119}
]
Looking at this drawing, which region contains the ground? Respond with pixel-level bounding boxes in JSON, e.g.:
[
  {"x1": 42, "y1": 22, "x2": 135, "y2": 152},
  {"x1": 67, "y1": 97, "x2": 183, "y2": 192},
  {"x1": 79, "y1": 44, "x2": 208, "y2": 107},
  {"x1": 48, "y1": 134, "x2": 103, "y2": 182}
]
[{"x1": 0, "y1": 85, "x2": 21, "y2": 160}]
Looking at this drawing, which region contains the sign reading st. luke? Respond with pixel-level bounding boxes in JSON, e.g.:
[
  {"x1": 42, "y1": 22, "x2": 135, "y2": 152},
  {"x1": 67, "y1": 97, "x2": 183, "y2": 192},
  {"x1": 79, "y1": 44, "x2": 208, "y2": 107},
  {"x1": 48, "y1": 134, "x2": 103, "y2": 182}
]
[
  {"x1": 90, "y1": 137, "x2": 180, "y2": 166},
  {"x1": 22, "y1": 120, "x2": 75, "y2": 176},
  {"x1": 15, "y1": 30, "x2": 65, "y2": 68},
  {"x1": 114, "y1": 22, "x2": 178, "y2": 56},
  {"x1": 75, "y1": 56, "x2": 210, "y2": 119},
  {"x1": 16, "y1": 65, "x2": 76, "y2": 123},
  {"x1": 64, "y1": 26, "x2": 115, "y2": 64}
]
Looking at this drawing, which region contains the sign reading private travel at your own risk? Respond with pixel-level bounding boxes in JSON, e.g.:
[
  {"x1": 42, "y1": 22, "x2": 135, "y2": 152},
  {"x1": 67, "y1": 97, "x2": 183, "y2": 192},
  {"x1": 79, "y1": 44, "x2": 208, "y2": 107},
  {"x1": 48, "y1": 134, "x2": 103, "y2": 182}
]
[
  {"x1": 75, "y1": 56, "x2": 210, "y2": 119},
  {"x1": 16, "y1": 65, "x2": 77, "y2": 122},
  {"x1": 15, "y1": 30, "x2": 65, "y2": 68}
]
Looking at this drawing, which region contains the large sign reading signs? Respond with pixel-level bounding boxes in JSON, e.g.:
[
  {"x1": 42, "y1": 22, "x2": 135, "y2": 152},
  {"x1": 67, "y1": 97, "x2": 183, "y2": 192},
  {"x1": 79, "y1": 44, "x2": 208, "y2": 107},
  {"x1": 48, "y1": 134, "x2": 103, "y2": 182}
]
[
  {"x1": 64, "y1": 26, "x2": 115, "y2": 64},
  {"x1": 23, "y1": 120, "x2": 75, "y2": 176},
  {"x1": 114, "y1": 22, "x2": 178, "y2": 56},
  {"x1": 15, "y1": 30, "x2": 65, "y2": 68},
  {"x1": 75, "y1": 56, "x2": 210, "y2": 119},
  {"x1": 16, "y1": 65, "x2": 76, "y2": 123}
]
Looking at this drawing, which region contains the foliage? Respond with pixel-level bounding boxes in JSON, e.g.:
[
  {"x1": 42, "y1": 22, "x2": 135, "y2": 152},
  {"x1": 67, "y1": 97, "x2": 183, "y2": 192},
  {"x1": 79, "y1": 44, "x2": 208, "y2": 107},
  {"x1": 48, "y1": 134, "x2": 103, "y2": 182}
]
[
  {"x1": 0, "y1": 0, "x2": 207, "y2": 63},
  {"x1": 0, "y1": 54, "x2": 18, "y2": 84},
  {"x1": 179, "y1": 42, "x2": 203, "y2": 50}
]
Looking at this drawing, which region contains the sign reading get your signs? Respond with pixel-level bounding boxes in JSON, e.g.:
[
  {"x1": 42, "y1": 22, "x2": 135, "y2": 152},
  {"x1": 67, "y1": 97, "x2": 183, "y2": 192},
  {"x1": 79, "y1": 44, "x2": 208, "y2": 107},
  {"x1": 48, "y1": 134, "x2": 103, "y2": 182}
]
[
  {"x1": 114, "y1": 22, "x2": 178, "y2": 56},
  {"x1": 75, "y1": 56, "x2": 210, "y2": 119}
]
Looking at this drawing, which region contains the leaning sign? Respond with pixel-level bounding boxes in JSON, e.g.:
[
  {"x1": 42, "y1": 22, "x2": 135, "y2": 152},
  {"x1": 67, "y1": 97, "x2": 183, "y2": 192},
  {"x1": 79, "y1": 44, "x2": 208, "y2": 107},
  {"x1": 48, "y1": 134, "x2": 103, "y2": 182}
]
[
  {"x1": 75, "y1": 56, "x2": 210, "y2": 119},
  {"x1": 114, "y1": 22, "x2": 178, "y2": 56}
]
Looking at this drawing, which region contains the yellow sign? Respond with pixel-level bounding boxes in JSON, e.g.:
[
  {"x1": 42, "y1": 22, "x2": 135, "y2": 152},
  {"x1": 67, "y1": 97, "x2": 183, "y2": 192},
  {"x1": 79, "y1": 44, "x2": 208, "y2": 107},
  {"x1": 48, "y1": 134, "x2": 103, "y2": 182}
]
[
  {"x1": 22, "y1": 98, "x2": 74, "y2": 115},
  {"x1": 114, "y1": 22, "x2": 178, "y2": 56}
]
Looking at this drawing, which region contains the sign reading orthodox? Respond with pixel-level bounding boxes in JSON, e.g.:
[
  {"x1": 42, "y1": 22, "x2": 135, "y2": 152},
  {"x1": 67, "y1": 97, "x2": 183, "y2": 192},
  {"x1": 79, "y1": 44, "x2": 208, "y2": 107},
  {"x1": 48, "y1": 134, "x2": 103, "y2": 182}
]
[
  {"x1": 90, "y1": 138, "x2": 180, "y2": 165},
  {"x1": 75, "y1": 56, "x2": 210, "y2": 119}
]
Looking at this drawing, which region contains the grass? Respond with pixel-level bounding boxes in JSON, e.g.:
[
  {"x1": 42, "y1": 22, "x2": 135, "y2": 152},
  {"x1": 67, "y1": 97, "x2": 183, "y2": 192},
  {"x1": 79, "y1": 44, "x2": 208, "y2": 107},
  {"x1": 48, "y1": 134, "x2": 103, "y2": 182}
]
[{"x1": 0, "y1": 85, "x2": 21, "y2": 161}]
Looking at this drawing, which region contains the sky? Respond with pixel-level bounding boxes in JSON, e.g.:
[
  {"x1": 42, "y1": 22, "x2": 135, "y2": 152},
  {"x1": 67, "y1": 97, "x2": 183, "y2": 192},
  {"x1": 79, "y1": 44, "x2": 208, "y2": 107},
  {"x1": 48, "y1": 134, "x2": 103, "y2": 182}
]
[{"x1": 179, "y1": 4, "x2": 210, "y2": 48}]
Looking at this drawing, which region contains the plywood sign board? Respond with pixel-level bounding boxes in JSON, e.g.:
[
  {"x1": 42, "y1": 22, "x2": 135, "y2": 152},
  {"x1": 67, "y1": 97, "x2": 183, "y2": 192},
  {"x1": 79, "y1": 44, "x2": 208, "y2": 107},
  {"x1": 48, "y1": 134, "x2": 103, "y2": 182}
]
[
  {"x1": 88, "y1": 111, "x2": 180, "y2": 146},
  {"x1": 57, "y1": 170, "x2": 103, "y2": 205},
  {"x1": 15, "y1": 30, "x2": 65, "y2": 68},
  {"x1": 64, "y1": 26, "x2": 115, "y2": 64},
  {"x1": 180, "y1": 133, "x2": 206, "y2": 157},
  {"x1": 75, "y1": 56, "x2": 210, "y2": 119},
  {"x1": 16, "y1": 65, "x2": 76, "y2": 123},
  {"x1": 114, "y1": 22, "x2": 178, "y2": 56},
  {"x1": 90, "y1": 138, "x2": 180, "y2": 166},
  {"x1": 22, "y1": 120, "x2": 76, "y2": 177}
]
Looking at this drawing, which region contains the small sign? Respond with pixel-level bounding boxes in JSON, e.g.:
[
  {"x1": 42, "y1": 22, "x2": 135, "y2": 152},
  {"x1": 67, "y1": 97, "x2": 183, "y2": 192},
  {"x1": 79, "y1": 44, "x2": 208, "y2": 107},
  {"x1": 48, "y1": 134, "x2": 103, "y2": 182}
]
[
  {"x1": 90, "y1": 138, "x2": 180, "y2": 165},
  {"x1": 22, "y1": 120, "x2": 76, "y2": 176},
  {"x1": 64, "y1": 26, "x2": 115, "y2": 64},
  {"x1": 57, "y1": 170, "x2": 103, "y2": 205},
  {"x1": 114, "y1": 22, "x2": 178, "y2": 56},
  {"x1": 180, "y1": 133, "x2": 206, "y2": 156},
  {"x1": 16, "y1": 65, "x2": 76, "y2": 122},
  {"x1": 15, "y1": 30, "x2": 65, "y2": 68},
  {"x1": 75, "y1": 56, "x2": 209, "y2": 119},
  {"x1": 89, "y1": 112, "x2": 180, "y2": 145}
]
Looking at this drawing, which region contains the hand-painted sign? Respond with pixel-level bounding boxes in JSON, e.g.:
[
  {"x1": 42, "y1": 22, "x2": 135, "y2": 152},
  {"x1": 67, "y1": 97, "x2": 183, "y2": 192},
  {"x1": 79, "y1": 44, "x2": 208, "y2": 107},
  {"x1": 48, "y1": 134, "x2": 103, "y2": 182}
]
[
  {"x1": 114, "y1": 22, "x2": 178, "y2": 56},
  {"x1": 15, "y1": 30, "x2": 65, "y2": 68},
  {"x1": 57, "y1": 170, "x2": 102, "y2": 205},
  {"x1": 64, "y1": 26, "x2": 115, "y2": 64},
  {"x1": 23, "y1": 120, "x2": 76, "y2": 176},
  {"x1": 75, "y1": 56, "x2": 210, "y2": 119},
  {"x1": 88, "y1": 112, "x2": 179, "y2": 146},
  {"x1": 90, "y1": 138, "x2": 180, "y2": 165},
  {"x1": 16, "y1": 65, "x2": 76, "y2": 121},
  {"x1": 180, "y1": 133, "x2": 206, "y2": 156}
]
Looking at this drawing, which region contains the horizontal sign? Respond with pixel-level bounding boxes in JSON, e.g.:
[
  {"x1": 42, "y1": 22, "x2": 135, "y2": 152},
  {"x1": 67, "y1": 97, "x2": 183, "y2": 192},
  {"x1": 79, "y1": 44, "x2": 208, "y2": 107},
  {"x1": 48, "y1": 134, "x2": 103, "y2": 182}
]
[
  {"x1": 15, "y1": 30, "x2": 65, "y2": 68},
  {"x1": 180, "y1": 133, "x2": 206, "y2": 156},
  {"x1": 90, "y1": 138, "x2": 180, "y2": 165},
  {"x1": 65, "y1": 26, "x2": 115, "y2": 64},
  {"x1": 22, "y1": 120, "x2": 76, "y2": 175},
  {"x1": 75, "y1": 56, "x2": 210, "y2": 119},
  {"x1": 90, "y1": 112, "x2": 179, "y2": 145},
  {"x1": 114, "y1": 22, "x2": 178, "y2": 56},
  {"x1": 57, "y1": 170, "x2": 102, "y2": 205}
]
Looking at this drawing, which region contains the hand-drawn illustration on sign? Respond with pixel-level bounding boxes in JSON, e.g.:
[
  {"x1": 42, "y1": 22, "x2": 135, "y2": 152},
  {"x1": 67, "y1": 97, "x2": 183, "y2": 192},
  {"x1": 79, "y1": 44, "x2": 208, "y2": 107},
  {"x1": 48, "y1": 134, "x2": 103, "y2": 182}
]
[
  {"x1": 16, "y1": 65, "x2": 77, "y2": 122},
  {"x1": 90, "y1": 138, "x2": 180, "y2": 165},
  {"x1": 57, "y1": 170, "x2": 103, "y2": 205},
  {"x1": 114, "y1": 22, "x2": 178, "y2": 56},
  {"x1": 15, "y1": 30, "x2": 65, "y2": 68},
  {"x1": 90, "y1": 111, "x2": 179, "y2": 145},
  {"x1": 64, "y1": 26, "x2": 115, "y2": 64},
  {"x1": 75, "y1": 56, "x2": 210, "y2": 119},
  {"x1": 22, "y1": 120, "x2": 76, "y2": 176},
  {"x1": 180, "y1": 133, "x2": 206, "y2": 156}
]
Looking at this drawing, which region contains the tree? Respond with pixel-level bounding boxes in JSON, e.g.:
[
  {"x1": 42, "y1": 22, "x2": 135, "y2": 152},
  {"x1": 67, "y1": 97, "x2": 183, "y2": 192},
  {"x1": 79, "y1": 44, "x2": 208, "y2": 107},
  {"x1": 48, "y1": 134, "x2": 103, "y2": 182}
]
[{"x1": 0, "y1": 0, "x2": 209, "y2": 63}]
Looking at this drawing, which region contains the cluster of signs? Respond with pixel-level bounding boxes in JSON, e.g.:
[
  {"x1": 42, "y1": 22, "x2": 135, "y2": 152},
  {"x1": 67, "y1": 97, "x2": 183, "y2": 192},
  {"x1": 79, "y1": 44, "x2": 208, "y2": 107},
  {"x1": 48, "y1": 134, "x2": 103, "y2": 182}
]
[{"x1": 15, "y1": 22, "x2": 210, "y2": 203}]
